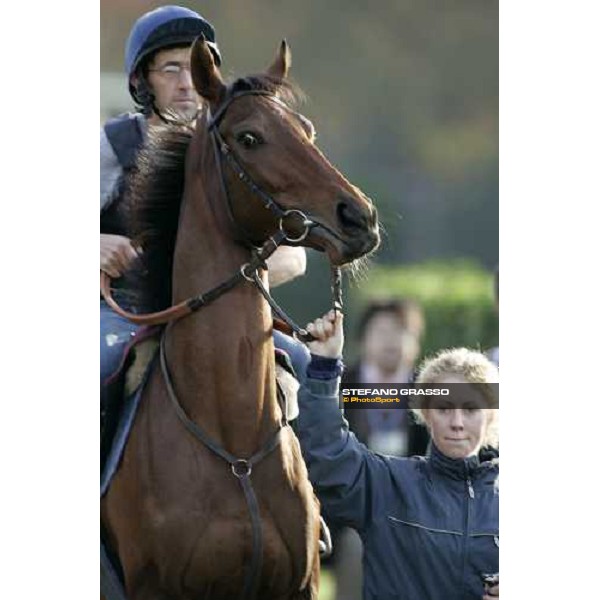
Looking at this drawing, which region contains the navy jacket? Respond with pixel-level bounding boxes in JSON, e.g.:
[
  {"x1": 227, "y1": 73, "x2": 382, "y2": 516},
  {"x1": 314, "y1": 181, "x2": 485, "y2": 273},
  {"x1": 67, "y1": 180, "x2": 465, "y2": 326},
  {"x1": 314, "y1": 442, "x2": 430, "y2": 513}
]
[
  {"x1": 297, "y1": 375, "x2": 499, "y2": 600},
  {"x1": 101, "y1": 113, "x2": 145, "y2": 237}
]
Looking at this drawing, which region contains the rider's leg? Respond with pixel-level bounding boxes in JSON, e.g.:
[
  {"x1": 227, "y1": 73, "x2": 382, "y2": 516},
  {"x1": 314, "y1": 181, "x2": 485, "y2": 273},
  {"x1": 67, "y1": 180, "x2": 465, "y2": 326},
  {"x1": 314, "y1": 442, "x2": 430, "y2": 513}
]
[
  {"x1": 100, "y1": 300, "x2": 140, "y2": 383},
  {"x1": 273, "y1": 329, "x2": 310, "y2": 385},
  {"x1": 100, "y1": 299, "x2": 140, "y2": 414}
]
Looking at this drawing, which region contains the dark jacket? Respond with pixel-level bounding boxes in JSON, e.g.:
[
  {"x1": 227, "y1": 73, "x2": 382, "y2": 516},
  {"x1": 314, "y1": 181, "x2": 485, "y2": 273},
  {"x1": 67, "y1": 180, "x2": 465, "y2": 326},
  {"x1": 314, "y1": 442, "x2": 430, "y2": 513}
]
[
  {"x1": 297, "y1": 375, "x2": 499, "y2": 600},
  {"x1": 100, "y1": 113, "x2": 146, "y2": 237}
]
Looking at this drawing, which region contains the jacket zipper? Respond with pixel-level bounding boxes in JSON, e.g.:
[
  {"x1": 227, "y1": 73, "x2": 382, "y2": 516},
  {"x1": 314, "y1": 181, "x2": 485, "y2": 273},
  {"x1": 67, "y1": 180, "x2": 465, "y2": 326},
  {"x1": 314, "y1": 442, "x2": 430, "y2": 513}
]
[
  {"x1": 387, "y1": 516, "x2": 463, "y2": 536},
  {"x1": 467, "y1": 478, "x2": 475, "y2": 499},
  {"x1": 462, "y1": 468, "x2": 474, "y2": 596}
]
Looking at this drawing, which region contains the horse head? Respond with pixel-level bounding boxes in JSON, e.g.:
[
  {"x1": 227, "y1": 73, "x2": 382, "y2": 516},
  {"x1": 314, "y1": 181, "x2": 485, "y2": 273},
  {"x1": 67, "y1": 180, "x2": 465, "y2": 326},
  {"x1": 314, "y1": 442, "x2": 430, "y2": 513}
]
[{"x1": 190, "y1": 36, "x2": 380, "y2": 266}]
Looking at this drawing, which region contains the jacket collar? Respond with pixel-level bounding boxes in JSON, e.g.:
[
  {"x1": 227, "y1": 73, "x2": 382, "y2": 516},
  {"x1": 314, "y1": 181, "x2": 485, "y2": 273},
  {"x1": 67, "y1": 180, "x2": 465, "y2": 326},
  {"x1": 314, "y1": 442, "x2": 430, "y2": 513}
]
[{"x1": 430, "y1": 442, "x2": 481, "y2": 481}]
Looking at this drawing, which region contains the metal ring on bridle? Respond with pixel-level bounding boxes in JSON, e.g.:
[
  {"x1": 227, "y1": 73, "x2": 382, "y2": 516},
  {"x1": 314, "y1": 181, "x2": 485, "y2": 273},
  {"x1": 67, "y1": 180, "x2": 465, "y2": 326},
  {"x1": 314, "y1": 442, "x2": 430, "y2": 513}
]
[
  {"x1": 231, "y1": 459, "x2": 252, "y2": 478},
  {"x1": 240, "y1": 263, "x2": 256, "y2": 282},
  {"x1": 278, "y1": 209, "x2": 313, "y2": 243}
]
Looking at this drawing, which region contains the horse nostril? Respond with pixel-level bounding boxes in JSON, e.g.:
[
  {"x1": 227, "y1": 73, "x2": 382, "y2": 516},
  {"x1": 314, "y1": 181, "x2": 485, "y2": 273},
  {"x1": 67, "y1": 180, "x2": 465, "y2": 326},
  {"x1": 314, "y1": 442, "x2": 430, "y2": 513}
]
[{"x1": 337, "y1": 199, "x2": 368, "y2": 232}]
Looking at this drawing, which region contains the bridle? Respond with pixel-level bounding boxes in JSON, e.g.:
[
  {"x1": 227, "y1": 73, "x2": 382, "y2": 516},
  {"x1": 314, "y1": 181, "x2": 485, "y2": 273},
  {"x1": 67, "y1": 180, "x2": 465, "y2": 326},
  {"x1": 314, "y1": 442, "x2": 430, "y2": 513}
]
[
  {"x1": 100, "y1": 89, "x2": 342, "y2": 599},
  {"x1": 100, "y1": 89, "x2": 344, "y2": 341}
]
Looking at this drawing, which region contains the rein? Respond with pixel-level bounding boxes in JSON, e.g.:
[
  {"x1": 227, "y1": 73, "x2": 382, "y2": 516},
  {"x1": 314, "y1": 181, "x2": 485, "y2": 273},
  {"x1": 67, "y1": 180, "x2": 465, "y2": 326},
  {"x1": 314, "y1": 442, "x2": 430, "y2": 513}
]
[{"x1": 100, "y1": 89, "x2": 344, "y2": 342}]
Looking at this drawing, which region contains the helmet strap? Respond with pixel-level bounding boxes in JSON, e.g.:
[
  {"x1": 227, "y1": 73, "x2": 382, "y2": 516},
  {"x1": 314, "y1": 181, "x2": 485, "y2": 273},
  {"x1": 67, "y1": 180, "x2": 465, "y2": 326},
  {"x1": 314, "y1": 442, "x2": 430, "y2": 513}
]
[{"x1": 133, "y1": 74, "x2": 155, "y2": 118}]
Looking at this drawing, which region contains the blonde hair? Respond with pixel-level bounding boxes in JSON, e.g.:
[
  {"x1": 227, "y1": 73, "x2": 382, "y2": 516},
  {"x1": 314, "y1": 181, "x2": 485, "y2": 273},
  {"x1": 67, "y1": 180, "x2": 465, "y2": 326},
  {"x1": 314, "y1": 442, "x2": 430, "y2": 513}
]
[{"x1": 412, "y1": 348, "x2": 499, "y2": 448}]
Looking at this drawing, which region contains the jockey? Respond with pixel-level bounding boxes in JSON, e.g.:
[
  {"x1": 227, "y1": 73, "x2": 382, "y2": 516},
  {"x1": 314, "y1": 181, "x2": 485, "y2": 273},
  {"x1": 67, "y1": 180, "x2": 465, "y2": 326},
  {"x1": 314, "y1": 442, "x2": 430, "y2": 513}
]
[{"x1": 101, "y1": 5, "x2": 309, "y2": 401}]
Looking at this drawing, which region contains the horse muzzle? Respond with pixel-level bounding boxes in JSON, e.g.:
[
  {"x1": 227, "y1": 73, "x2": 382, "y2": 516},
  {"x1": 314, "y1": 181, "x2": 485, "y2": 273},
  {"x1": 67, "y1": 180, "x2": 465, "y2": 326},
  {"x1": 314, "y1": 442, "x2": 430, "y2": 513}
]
[{"x1": 333, "y1": 197, "x2": 380, "y2": 263}]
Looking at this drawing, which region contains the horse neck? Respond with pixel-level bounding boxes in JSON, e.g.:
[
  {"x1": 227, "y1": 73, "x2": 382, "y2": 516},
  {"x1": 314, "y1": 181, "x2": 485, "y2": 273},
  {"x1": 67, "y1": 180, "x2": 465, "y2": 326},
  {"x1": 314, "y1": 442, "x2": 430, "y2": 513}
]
[{"x1": 164, "y1": 122, "x2": 280, "y2": 457}]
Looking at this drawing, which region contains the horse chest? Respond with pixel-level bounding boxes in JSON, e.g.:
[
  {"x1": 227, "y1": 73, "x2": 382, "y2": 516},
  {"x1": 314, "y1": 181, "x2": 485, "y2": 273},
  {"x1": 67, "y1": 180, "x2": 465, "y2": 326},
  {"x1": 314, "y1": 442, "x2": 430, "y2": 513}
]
[
  {"x1": 132, "y1": 436, "x2": 315, "y2": 596},
  {"x1": 148, "y1": 508, "x2": 306, "y2": 597}
]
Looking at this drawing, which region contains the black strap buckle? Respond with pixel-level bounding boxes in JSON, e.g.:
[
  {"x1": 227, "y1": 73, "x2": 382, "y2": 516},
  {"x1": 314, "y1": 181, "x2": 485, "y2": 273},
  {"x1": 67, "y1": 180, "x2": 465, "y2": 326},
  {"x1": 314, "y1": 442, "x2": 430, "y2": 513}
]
[{"x1": 231, "y1": 459, "x2": 252, "y2": 478}]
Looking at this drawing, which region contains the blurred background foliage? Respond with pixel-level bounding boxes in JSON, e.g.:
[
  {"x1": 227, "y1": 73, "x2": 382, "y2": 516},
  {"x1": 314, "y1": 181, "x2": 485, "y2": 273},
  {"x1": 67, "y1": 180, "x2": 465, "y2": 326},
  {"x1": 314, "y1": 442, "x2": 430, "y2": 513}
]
[
  {"x1": 275, "y1": 257, "x2": 498, "y2": 364},
  {"x1": 349, "y1": 259, "x2": 498, "y2": 359},
  {"x1": 101, "y1": 0, "x2": 498, "y2": 356}
]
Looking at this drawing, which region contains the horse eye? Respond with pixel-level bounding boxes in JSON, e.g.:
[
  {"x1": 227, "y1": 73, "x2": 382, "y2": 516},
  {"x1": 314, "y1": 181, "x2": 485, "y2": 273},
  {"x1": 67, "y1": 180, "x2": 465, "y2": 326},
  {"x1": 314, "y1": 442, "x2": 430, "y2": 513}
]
[{"x1": 236, "y1": 132, "x2": 263, "y2": 149}]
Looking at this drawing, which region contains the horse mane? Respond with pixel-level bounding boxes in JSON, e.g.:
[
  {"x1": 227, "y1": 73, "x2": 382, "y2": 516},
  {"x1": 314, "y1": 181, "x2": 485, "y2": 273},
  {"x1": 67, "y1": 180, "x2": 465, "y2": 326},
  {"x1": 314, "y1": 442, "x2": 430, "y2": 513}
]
[
  {"x1": 230, "y1": 74, "x2": 304, "y2": 107},
  {"x1": 126, "y1": 75, "x2": 304, "y2": 311},
  {"x1": 126, "y1": 122, "x2": 194, "y2": 311}
]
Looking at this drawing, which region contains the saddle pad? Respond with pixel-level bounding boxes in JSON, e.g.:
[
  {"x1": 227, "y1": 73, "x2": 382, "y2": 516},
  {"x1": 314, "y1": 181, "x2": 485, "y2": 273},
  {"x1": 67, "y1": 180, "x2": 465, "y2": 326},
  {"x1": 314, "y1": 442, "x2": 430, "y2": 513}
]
[
  {"x1": 103, "y1": 325, "x2": 161, "y2": 387},
  {"x1": 101, "y1": 353, "x2": 156, "y2": 497}
]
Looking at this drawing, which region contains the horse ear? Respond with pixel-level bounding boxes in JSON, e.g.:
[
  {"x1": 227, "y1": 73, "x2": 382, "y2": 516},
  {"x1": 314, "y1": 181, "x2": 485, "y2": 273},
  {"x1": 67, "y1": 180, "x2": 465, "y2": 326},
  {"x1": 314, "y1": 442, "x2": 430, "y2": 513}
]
[
  {"x1": 190, "y1": 34, "x2": 226, "y2": 104},
  {"x1": 266, "y1": 39, "x2": 291, "y2": 80}
]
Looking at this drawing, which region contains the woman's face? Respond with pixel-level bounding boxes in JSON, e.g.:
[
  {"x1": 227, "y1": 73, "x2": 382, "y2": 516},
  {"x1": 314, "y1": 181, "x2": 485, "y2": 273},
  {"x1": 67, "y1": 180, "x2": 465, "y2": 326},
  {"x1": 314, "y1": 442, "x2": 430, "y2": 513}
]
[
  {"x1": 424, "y1": 374, "x2": 489, "y2": 459},
  {"x1": 362, "y1": 312, "x2": 420, "y2": 374}
]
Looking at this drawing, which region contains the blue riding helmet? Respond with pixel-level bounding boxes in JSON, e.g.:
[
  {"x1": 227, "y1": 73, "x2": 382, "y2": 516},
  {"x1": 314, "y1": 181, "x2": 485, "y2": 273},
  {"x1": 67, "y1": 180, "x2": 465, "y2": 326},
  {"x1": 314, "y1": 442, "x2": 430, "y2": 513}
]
[{"x1": 125, "y1": 5, "x2": 221, "y2": 102}]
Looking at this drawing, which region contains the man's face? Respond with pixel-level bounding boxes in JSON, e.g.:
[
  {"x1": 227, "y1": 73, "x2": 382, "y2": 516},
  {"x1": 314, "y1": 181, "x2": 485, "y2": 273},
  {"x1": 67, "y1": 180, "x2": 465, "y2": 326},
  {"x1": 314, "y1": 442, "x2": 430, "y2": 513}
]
[
  {"x1": 424, "y1": 375, "x2": 490, "y2": 459},
  {"x1": 145, "y1": 47, "x2": 200, "y2": 121}
]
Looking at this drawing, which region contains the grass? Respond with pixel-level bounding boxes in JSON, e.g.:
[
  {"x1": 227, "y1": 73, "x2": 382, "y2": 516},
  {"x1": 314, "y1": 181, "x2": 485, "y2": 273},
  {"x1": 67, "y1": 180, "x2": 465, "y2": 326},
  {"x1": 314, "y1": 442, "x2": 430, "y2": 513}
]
[{"x1": 319, "y1": 568, "x2": 336, "y2": 600}]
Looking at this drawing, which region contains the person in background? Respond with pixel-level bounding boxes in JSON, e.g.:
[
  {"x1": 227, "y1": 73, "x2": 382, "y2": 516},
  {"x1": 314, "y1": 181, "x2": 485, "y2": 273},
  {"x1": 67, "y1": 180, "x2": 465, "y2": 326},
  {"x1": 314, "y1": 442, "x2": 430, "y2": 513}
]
[
  {"x1": 343, "y1": 298, "x2": 429, "y2": 457},
  {"x1": 298, "y1": 310, "x2": 499, "y2": 600}
]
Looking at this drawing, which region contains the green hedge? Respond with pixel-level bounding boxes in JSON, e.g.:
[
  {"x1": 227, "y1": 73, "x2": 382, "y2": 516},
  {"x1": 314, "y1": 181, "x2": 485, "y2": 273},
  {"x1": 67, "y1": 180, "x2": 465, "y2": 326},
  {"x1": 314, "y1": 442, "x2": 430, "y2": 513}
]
[{"x1": 345, "y1": 259, "x2": 498, "y2": 361}]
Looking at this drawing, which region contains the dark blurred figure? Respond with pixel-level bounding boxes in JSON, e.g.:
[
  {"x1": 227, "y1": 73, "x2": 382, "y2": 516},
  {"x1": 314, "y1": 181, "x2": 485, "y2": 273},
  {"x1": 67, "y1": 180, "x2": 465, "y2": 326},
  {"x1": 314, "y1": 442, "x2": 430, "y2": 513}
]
[
  {"x1": 331, "y1": 299, "x2": 429, "y2": 600},
  {"x1": 343, "y1": 299, "x2": 429, "y2": 456}
]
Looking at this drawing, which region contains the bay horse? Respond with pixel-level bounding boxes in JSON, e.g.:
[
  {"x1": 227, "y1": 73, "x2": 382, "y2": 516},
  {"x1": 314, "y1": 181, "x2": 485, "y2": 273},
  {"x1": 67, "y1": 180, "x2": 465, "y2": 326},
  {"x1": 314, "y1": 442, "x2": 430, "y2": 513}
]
[{"x1": 101, "y1": 36, "x2": 379, "y2": 600}]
